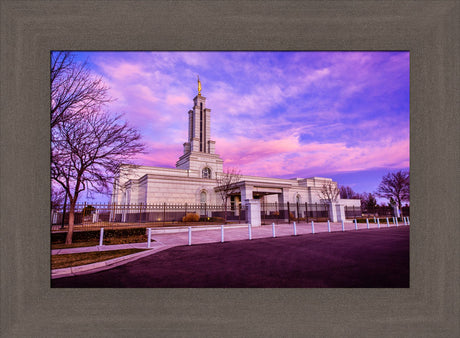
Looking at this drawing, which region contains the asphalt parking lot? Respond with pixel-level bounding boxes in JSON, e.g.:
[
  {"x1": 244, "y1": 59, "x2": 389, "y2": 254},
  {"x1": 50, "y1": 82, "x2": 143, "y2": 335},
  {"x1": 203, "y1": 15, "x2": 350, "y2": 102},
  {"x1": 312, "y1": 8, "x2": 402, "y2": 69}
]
[{"x1": 52, "y1": 226, "x2": 409, "y2": 288}]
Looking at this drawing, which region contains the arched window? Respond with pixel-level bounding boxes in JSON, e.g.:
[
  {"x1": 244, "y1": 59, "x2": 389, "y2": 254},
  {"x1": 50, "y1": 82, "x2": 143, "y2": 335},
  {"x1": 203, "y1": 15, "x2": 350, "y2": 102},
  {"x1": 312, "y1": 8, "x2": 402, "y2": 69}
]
[
  {"x1": 200, "y1": 191, "x2": 207, "y2": 204},
  {"x1": 202, "y1": 167, "x2": 211, "y2": 179}
]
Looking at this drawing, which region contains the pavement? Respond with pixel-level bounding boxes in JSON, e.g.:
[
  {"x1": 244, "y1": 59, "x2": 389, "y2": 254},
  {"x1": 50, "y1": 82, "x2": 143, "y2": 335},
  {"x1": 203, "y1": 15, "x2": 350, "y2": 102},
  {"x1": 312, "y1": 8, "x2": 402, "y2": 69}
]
[
  {"x1": 51, "y1": 225, "x2": 410, "y2": 287},
  {"x1": 51, "y1": 219, "x2": 409, "y2": 279}
]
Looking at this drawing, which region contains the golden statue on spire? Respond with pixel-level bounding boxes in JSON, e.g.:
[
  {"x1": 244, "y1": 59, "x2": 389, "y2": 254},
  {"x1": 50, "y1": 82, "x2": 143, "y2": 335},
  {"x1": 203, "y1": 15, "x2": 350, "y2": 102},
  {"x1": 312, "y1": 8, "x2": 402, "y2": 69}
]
[{"x1": 197, "y1": 75, "x2": 202, "y2": 96}]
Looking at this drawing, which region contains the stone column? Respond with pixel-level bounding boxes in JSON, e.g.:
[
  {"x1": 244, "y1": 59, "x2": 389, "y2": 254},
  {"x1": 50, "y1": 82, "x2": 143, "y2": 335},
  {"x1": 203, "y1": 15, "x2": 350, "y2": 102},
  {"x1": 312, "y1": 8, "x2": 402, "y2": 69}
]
[
  {"x1": 92, "y1": 209, "x2": 99, "y2": 223},
  {"x1": 335, "y1": 203, "x2": 346, "y2": 222},
  {"x1": 52, "y1": 210, "x2": 58, "y2": 224},
  {"x1": 240, "y1": 185, "x2": 253, "y2": 204},
  {"x1": 245, "y1": 199, "x2": 261, "y2": 227},
  {"x1": 328, "y1": 202, "x2": 337, "y2": 222},
  {"x1": 328, "y1": 202, "x2": 346, "y2": 222},
  {"x1": 393, "y1": 205, "x2": 400, "y2": 218}
]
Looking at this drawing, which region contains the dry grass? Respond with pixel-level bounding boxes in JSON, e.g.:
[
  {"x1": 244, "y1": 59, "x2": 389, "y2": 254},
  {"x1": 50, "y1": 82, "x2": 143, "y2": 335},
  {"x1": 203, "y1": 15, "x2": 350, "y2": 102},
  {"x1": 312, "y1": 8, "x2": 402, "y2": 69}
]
[
  {"x1": 51, "y1": 235, "x2": 152, "y2": 250},
  {"x1": 51, "y1": 249, "x2": 147, "y2": 269}
]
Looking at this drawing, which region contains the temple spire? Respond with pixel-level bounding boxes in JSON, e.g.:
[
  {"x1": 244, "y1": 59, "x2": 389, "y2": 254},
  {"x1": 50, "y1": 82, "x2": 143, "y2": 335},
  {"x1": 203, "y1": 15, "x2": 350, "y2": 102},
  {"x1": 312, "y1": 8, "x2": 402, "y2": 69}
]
[{"x1": 197, "y1": 75, "x2": 202, "y2": 96}]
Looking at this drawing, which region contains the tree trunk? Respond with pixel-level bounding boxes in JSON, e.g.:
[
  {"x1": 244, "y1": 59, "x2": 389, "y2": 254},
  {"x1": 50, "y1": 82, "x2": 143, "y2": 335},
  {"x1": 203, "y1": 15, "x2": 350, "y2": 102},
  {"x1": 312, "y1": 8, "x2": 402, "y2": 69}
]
[{"x1": 65, "y1": 202, "x2": 76, "y2": 244}]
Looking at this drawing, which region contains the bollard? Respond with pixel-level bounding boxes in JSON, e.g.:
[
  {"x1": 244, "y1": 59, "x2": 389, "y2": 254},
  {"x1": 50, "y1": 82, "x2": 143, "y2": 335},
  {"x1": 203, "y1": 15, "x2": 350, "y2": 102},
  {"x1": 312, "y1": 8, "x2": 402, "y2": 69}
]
[
  {"x1": 354, "y1": 219, "x2": 358, "y2": 230},
  {"x1": 392, "y1": 217, "x2": 396, "y2": 224},
  {"x1": 293, "y1": 221, "x2": 297, "y2": 236},
  {"x1": 311, "y1": 221, "x2": 315, "y2": 234},
  {"x1": 407, "y1": 217, "x2": 410, "y2": 225},
  {"x1": 374, "y1": 216, "x2": 376, "y2": 223},
  {"x1": 377, "y1": 218, "x2": 380, "y2": 228},
  {"x1": 147, "y1": 228, "x2": 151, "y2": 248},
  {"x1": 99, "y1": 228, "x2": 104, "y2": 246},
  {"x1": 395, "y1": 217, "x2": 399, "y2": 227},
  {"x1": 272, "y1": 222, "x2": 276, "y2": 238},
  {"x1": 341, "y1": 219, "x2": 345, "y2": 232},
  {"x1": 221, "y1": 225, "x2": 224, "y2": 243},
  {"x1": 188, "y1": 227, "x2": 192, "y2": 245},
  {"x1": 386, "y1": 217, "x2": 390, "y2": 227},
  {"x1": 248, "y1": 223, "x2": 252, "y2": 240},
  {"x1": 366, "y1": 218, "x2": 369, "y2": 229},
  {"x1": 403, "y1": 217, "x2": 407, "y2": 226},
  {"x1": 327, "y1": 220, "x2": 331, "y2": 232}
]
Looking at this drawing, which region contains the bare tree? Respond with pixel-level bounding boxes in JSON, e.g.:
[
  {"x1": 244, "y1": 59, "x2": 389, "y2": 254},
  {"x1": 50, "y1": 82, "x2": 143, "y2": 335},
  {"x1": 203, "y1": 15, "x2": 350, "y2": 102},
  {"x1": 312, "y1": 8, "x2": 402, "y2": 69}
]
[
  {"x1": 339, "y1": 185, "x2": 360, "y2": 199},
  {"x1": 215, "y1": 168, "x2": 242, "y2": 223},
  {"x1": 51, "y1": 109, "x2": 144, "y2": 244},
  {"x1": 51, "y1": 52, "x2": 145, "y2": 244},
  {"x1": 376, "y1": 170, "x2": 410, "y2": 209},
  {"x1": 51, "y1": 52, "x2": 111, "y2": 129},
  {"x1": 318, "y1": 182, "x2": 340, "y2": 203}
]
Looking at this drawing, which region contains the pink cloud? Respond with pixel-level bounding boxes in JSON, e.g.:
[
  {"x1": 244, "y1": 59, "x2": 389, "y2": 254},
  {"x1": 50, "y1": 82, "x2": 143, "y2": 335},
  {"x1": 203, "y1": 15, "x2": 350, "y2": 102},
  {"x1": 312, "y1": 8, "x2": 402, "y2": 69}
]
[{"x1": 214, "y1": 133, "x2": 409, "y2": 179}]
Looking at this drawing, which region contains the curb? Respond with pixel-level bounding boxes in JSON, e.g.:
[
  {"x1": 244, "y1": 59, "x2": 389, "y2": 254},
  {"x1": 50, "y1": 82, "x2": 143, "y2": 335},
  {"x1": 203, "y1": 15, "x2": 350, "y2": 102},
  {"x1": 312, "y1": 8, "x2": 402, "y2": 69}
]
[{"x1": 51, "y1": 245, "x2": 173, "y2": 279}]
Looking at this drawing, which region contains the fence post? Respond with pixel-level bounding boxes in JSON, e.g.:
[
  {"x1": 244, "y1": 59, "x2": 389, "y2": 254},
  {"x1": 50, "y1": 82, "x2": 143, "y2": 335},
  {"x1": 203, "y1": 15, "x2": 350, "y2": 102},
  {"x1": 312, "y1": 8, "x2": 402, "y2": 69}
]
[
  {"x1": 327, "y1": 220, "x2": 331, "y2": 232},
  {"x1": 311, "y1": 221, "x2": 315, "y2": 234},
  {"x1": 238, "y1": 203, "x2": 241, "y2": 223},
  {"x1": 272, "y1": 222, "x2": 276, "y2": 237},
  {"x1": 293, "y1": 221, "x2": 297, "y2": 236},
  {"x1": 305, "y1": 202, "x2": 309, "y2": 222},
  {"x1": 188, "y1": 227, "x2": 192, "y2": 245},
  {"x1": 377, "y1": 218, "x2": 380, "y2": 228},
  {"x1": 354, "y1": 219, "x2": 358, "y2": 230},
  {"x1": 287, "y1": 202, "x2": 291, "y2": 224},
  {"x1": 341, "y1": 219, "x2": 345, "y2": 231},
  {"x1": 99, "y1": 228, "x2": 104, "y2": 246},
  {"x1": 366, "y1": 218, "x2": 370, "y2": 229},
  {"x1": 147, "y1": 228, "x2": 151, "y2": 248},
  {"x1": 248, "y1": 223, "x2": 252, "y2": 240},
  {"x1": 221, "y1": 225, "x2": 224, "y2": 243},
  {"x1": 296, "y1": 202, "x2": 300, "y2": 223},
  {"x1": 185, "y1": 203, "x2": 188, "y2": 225},
  {"x1": 386, "y1": 217, "x2": 390, "y2": 227}
]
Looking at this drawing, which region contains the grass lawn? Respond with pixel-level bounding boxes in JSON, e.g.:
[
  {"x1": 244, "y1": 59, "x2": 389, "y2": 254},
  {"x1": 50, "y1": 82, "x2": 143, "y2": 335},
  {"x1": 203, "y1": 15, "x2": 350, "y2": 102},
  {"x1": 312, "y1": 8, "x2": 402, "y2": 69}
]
[{"x1": 51, "y1": 248, "x2": 147, "y2": 269}]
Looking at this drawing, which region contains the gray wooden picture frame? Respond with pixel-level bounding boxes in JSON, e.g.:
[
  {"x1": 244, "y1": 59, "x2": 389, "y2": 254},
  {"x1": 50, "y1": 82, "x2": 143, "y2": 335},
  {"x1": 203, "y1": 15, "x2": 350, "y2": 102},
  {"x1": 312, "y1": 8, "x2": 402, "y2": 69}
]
[{"x1": 1, "y1": 1, "x2": 458, "y2": 336}]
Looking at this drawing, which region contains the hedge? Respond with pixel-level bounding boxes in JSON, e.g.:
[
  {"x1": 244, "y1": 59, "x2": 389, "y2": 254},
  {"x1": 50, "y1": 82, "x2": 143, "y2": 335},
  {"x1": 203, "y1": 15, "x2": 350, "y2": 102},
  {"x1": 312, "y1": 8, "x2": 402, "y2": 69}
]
[{"x1": 51, "y1": 227, "x2": 147, "y2": 244}]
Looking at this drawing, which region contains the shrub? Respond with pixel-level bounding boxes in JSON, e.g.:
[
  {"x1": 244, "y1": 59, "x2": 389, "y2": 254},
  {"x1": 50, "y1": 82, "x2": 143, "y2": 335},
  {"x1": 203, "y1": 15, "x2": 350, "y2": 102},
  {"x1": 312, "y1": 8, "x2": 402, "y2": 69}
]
[
  {"x1": 51, "y1": 227, "x2": 147, "y2": 244},
  {"x1": 82, "y1": 205, "x2": 96, "y2": 216},
  {"x1": 182, "y1": 213, "x2": 200, "y2": 222}
]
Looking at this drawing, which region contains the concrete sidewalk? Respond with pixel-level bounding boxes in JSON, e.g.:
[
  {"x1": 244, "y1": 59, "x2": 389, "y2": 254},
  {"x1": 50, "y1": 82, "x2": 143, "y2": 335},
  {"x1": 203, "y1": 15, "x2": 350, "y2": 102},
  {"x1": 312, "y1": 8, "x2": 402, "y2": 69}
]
[{"x1": 51, "y1": 220, "x2": 408, "y2": 278}]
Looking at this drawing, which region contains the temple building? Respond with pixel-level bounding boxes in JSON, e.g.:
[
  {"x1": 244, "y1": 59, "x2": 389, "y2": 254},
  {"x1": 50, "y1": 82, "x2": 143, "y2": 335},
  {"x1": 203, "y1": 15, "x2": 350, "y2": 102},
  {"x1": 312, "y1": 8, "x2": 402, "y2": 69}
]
[{"x1": 111, "y1": 79, "x2": 360, "y2": 223}]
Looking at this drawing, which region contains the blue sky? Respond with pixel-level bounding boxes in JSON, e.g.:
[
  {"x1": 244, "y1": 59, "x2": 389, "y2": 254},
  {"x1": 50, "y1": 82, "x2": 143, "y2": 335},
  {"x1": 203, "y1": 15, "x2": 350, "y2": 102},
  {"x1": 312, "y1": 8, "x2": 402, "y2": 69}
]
[{"x1": 69, "y1": 51, "x2": 410, "y2": 202}]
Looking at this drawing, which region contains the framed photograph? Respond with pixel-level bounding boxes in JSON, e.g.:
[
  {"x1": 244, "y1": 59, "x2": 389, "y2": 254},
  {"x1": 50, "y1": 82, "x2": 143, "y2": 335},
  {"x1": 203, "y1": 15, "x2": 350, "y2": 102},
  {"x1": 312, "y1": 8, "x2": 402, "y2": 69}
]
[{"x1": 1, "y1": 1, "x2": 458, "y2": 336}]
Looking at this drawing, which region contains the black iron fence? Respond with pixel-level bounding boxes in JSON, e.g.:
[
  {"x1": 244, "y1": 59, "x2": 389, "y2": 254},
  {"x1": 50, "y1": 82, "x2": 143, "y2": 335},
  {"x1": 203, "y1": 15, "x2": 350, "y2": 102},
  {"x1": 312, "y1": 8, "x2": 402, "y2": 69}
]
[
  {"x1": 260, "y1": 202, "x2": 330, "y2": 224},
  {"x1": 51, "y1": 201, "x2": 333, "y2": 228},
  {"x1": 51, "y1": 202, "x2": 247, "y2": 228},
  {"x1": 345, "y1": 205, "x2": 410, "y2": 218}
]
